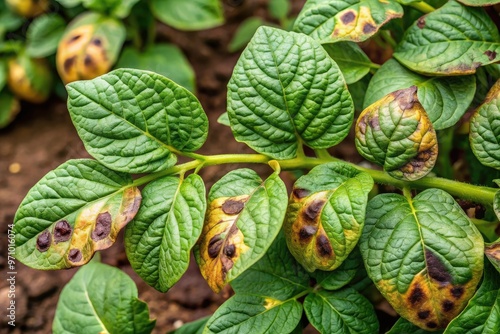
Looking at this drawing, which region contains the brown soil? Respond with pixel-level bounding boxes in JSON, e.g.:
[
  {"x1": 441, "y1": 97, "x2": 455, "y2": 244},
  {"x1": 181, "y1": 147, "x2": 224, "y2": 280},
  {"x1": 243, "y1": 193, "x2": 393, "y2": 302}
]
[{"x1": 0, "y1": 1, "x2": 327, "y2": 333}]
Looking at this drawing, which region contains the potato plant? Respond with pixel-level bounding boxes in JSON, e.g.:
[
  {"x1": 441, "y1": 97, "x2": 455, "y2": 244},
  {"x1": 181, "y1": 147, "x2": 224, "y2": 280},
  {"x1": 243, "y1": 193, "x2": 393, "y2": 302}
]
[{"x1": 12, "y1": 0, "x2": 500, "y2": 333}]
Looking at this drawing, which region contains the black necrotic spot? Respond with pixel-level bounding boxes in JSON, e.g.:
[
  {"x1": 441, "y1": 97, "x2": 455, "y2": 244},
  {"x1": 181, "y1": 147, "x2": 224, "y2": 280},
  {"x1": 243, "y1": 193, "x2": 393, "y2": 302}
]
[
  {"x1": 68, "y1": 249, "x2": 82, "y2": 262},
  {"x1": 208, "y1": 235, "x2": 223, "y2": 258},
  {"x1": 425, "y1": 250, "x2": 451, "y2": 283},
  {"x1": 299, "y1": 225, "x2": 317, "y2": 241},
  {"x1": 54, "y1": 220, "x2": 72, "y2": 243},
  {"x1": 426, "y1": 321, "x2": 438, "y2": 329},
  {"x1": 91, "y1": 212, "x2": 112, "y2": 241},
  {"x1": 442, "y1": 300, "x2": 454, "y2": 312},
  {"x1": 303, "y1": 199, "x2": 325, "y2": 222},
  {"x1": 36, "y1": 230, "x2": 51, "y2": 252},
  {"x1": 293, "y1": 188, "x2": 310, "y2": 199},
  {"x1": 409, "y1": 285, "x2": 425, "y2": 305},
  {"x1": 451, "y1": 286, "x2": 464, "y2": 299},
  {"x1": 316, "y1": 234, "x2": 333, "y2": 257},
  {"x1": 417, "y1": 310, "x2": 430, "y2": 319},
  {"x1": 63, "y1": 56, "x2": 76, "y2": 73},
  {"x1": 223, "y1": 244, "x2": 236, "y2": 258}
]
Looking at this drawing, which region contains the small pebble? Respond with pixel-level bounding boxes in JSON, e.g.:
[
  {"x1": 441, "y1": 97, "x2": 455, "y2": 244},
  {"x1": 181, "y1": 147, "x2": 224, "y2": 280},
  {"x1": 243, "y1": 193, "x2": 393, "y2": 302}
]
[
  {"x1": 173, "y1": 319, "x2": 184, "y2": 329},
  {"x1": 9, "y1": 162, "x2": 21, "y2": 174}
]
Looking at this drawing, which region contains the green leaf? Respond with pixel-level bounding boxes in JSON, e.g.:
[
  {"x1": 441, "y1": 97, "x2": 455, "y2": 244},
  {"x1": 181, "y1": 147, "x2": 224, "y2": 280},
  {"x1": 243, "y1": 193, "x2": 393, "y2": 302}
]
[
  {"x1": 53, "y1": 261, "x2": 155, "y2": 334},
  {"x1": 116, "y1": 44, "x2": 196, "y2": 93},
  {"x1": 323, "y1": 42, "x2": 372, "y2": 84},
  {"x1": 151, "y1": 0, "x2": 224, "y2": 31},
  {"x1": 204, "y1": 294, "x2": 302, "y2": 334},
  {"x1": 125, "y1": 174, "x2": 206, "y2": 292},
  {"x1": 194, "y1": 168, "x2": 288, "y2": 292},
  {"x1": 393, "y1": 1, "x2": 500, "y2": 75},
  {"x1": 0, "y1": 59, "x2": 6, "y2": 92},
  {"x1": 470, "y1": 80, "x2": 500, "y2": 171},
  {"x1": 231, "y1": 230, "x2": 310, "y2": 300},
  {"x1": 55, "y1": 0, "x2": 82, "y2": 8},
  {"x1": 269, "y1": 0, "x2": 290, "y2": 20},
  {"x1": 387, "y1": 317, "x2": 443, "y2": 334},
  {"x1": 355, "y1": 86, "x2": 438, "y2": 181},
  {"x1": 359, "y1": 189, "x2": 484, "y2": 330},
  {"x1": 26, "y1": 13, "x2": 66, "y2": 58},
  {"x1": 67, "y1": 68, "x2": 208, "y2": 174},
  {"x1": 473, "y1": 64, "x2": 500, "y2": 107},
  {"x1": 13, "y1": 159, "x2": 141, "y2": 270},
  {"x1": 228, "y1": 26, "x2": 354, "y2": 159},
  {"x1": 82, "y1": 0, "x2": 140, "y2": 18},
  {"x1": 285, "y1": 162, "x2": 373, "y2": 272},
  {"x1": 56, "y1": 12, "x2": 126, "y2": 83},
  {"x1": 294, "y1": 0, "x2": 404, "y2": 43},
  {"x1": 228, "y1": 17, "x2": 265, "y2": 53},
  {"x1": 304, "y1": 288, "x2": 379, "y2": 334},
  {"x1": 217, "y1": 112, "x2": 230, "y2": 127},
  {"x1": 0, "y1": 6, "x2": 23, "y2": 39},
  {"x1": 457, "y1": 0, "x2": 500, "y2": 6},
  {"x1": 168, "y1": 316, "x2": 210, "y2": 334},
  {"x1": 364, "y1": 59, "x2": 476, "y2": 130},
  {"x1": 444, "y1": 260, "x2": 500, "y2": 333},
  {"x1": 0, "y1": 89, "x2": 20, "y2": 128},
  {"x1": 311, "y1": 246, "x2": 363, "y2": 291},
  {"x1": 494, "y1": 181, "x2": 500, "y2": 222},
  {"x1": 348, "y1": 73, "x2": 371, "y2": 112}
]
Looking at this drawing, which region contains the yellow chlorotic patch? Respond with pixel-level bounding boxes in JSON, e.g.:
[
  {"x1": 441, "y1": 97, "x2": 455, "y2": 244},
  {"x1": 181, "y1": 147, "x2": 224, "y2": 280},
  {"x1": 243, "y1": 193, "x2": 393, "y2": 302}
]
[
  {"x1": 7, "y1": 57, "x2": 51, "y2": 103},
  {"x1": 263, "y1": 297, "x2": 282, "y2": 310},
  {"x1": 197, "y1": 195, "x2": 250, "y2": 292},
  {"x1": 6, "y1": 0, "x2": 48, "y2": 18}
]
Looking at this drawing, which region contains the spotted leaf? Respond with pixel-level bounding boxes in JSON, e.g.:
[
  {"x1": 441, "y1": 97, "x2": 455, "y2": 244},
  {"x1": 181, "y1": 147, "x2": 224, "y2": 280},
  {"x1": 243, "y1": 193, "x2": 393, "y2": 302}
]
[
  {"x1": 0, "y1": 89, "x2": 20, "y2": 129},
  {"x1": 394, "y1": 1, "x2": 500, "y2": 75},
  {"x1": 444, "y1": 260, "x2": 500, "y2": 333},
  {"x1": 285, "y1": 162, "x2": 373, "y2": 272},
  {"x1": 227, "y1": 26, "x2": 354, "y2": 159},
  {"x1": 204, "y1": 294, "x2": 303, "y2": 334},
  {"x1": 470, "y1": 80, "x2": 500, "y2": 171},
  {"x1": 67, "y1": 68, "x2": 208, "y2": 174},
  {"x1": 294, "y1": 0, "x2": 403, "y2": 43},
  {"x1": 355, "y1": 86, "x2": 438, "y2": 181},
  {"x1": 125, "y1": 174, "x2": 206, "y2": 292},
  {"x1": 56, "y1": 12, "x2": 125, "y2": 83},
  {"x1": 486, "y1": 239, "x2": 500, "y2": 275},
  {"x1": 364, "y1": 59, "x2": 476, "y2": 130},
  {"x1": 194, "y1": 168, "x2": 287, "y2": 293},
  {"x1": 13, "y1": 159, "x2": 141, "y2": 270},
  {"x1": 387, "y1": 317, "x2": 443, "y2": 334},
  {"x1": 359, "y1": 189, "x2": 484, "y2": 330}
]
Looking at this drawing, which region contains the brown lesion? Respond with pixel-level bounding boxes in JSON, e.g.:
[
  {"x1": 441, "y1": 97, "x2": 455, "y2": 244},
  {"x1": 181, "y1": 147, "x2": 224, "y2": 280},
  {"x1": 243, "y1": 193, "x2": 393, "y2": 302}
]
[
  {"x1": 417, "y1": 17, "x2": 426, "y2": 29},
  {"x1": 362, "y1": 23, "x2": 376, "y2": 34},
  {"x1": 340, "y1": 11, "x2": 355, "y2": 24},
  {"x1": 315, "y1": 234, "x2": 333, "y2": 258},
  {"x1": 222, "y1": 199, "x2": 245, "y2": 215},
  {"x1": 68, "y1": 249, "x2": 82, "y2": 263},
  {"x1": 484, "y1": 50, "x2": 497, "y2": 61},
  {"x1": 36, "y1": 230, "x2": 51, "y2": 252},
  {"x1": 292, "y1": 188, "x2": 310, "y2": 199},
  {"x1": 53, "y1": 220, "x2": 72, "y2": 243},
  {"x1": 302, "y1": 199, "x2": 325, "y2": 222},
  {"x1": 91, "y1": 212, "x2": 112, "y2": 241},
  {"x1": 425, "y1": 250, "x2": 451, "y2": 284}
]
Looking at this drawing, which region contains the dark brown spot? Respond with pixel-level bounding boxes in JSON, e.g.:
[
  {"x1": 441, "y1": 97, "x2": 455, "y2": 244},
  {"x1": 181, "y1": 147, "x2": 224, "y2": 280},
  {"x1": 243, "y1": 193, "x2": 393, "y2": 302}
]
[
  {"x1": 362, "y1": 23, "x2": 376, "y2": 34},
  {"x1": 369, "y1": 117, "x2": 380, "y2": 130},
  {"x1": 416, "y1": 150, "x2": 432, "y2": 162},
  {"x1": 442, "y1": 300, "x2": 454, "y2": 312},
  {"x1": 67, "y1": 34, "x2": 81, "y2": 44},
  {"x1": 54, "y1": 220, "x2": 72, "y2": 243},
  {"x1": 316, "y1": 234, "x2": 333, "y2": 257},
  {"x1": 485, "y1": 50, "x2": 497, "y2": 61},
  {"x1": 68, "y1": 249, "x2": 82, "y2": 262},
  {"x1": 222, "y1": 199, "x2": 245, "y2": 215},
  {"x1": 394, "y1": 86, "x2": 417, "y2": 110},
  {"x1": 450, "y1": 286, "x2": 464, "y2": 299},
  {"x1": 91, "y1": 38, "x2": 102, "y2": 47},
  {"x1": 426, "y1": 322, "x2": 438, "y2": 329},
  {"x1": 425, "y1": 250, "x2": 451, "y2": 283},
  {"x1": 91, "y1": 212, "x2": 112, "y2": 241},
  {"x1": 63, "y1": 56, "x2": 76, "y2": 73},
  {"x1": 84, "y1": 54, "x2": 94, "y2": 67},
  {"x1": 417, "y1": 310, "x2": 430, "y2": 319},
  {"x1": 221, "y1": 256, "x2": 233, "y2": 273},
  {"x1": 408, "y1": 285, "x2": 425, "y2": 305},
  {"x1": 293, "y1": 188, "x2": 310, "y2": 199},
  {"x1": 341, "y1": 11, "x2": 355, "y2": 24},
  {"x1": 36, "y1": 230, "x2": 51, "y2": 252},
  {"x1": 223, "y1": 244, "x2": 236, "y2": 258},
  {"x1": 417, "y1": 17, "x2": 426, "y2": 29},
  {"x1": 303, "y1": 199, "x2": 325, "y2": 222},
  {"x1": 208, "y1": 235, "x2": 223, "y2": 258},
  {"x1": 299, "y1": 225, "x2": 317, "y2": 241}
]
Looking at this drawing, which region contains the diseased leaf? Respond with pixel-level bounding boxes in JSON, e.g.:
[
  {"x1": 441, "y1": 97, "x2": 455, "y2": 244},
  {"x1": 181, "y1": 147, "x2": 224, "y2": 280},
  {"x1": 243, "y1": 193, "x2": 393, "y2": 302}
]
[
  {"x1": 228, "y1": 26, "x2": 354, "y2": 159},
  {"x1": 14, "y1": 159, "x2": 141, "y2": 270},
  {"x1": 53, "y1": 261, "x2": 155, "y2": 334},
  {"x1": 285, "y1": 162, "x2": 373, "y2": 272},
  {"x1": 304, "y1": 288, "x2": 379, "y2": 334},
  {"x1": 494, "y1": 181, "x2": 500, "y2": 223},
  {"x1": 231, "y1": 230, "x2": 310, "y2": 300},
  {"x1": 26, "y1": 13, "x2": 66, "y2": 58},
  {"x1": 387, "y1": 317, "x2": 443, "y2": 334},
  {"x1": 312, "y1": 246, "x2": 364, "y2": 291},
  {"x1": 364, "y1": 59, "x2": 475, "y2": 130},
  {"x1": 56, "y1": 12, "x2": 125, "y2": 83},
  {"x1": 323, "y1": 42, "x2": 373, "y2": 84},
  {"x1": 125, "y1": 174, "x2": 206, "y2": 292},
  {"x1": 394, "y1": 1, "x2": 500, "y2": 75},
  {"x1": 470, "y1": 80, "x2": 500, "y2": 171},
  {"x1": 116, "y1": 44, "x2": 196, "y2": 93},
  {"x1": 204, "y1": 294, "x2": 302, "y2": 334},
  {"x1": 0, "y1": 89, "x2": 20, "y2": 129},
  {"x1": 444, "y1": 260, "x2": 500, "y2": 333},
  {"x1": 485, "y1": 239, "x2": 500, "y2": 275},
  {"x1": 294, "y1": 0, "x2": 403, "y2": 43},
  {"x1": 151, "y1": 0, "x2": 224, "y2": 31},
  {"x1": 67, "y1": 68, "x2": 208, "y2": 174},
  {"x1": 355, "y1": 86, "x2": 438, "y2": 181},
  {"x1": 194, "y1": 169, "x2": 288, "y2": 293},
  {"x1": 359, "y1": 189, "x2": 484, "y2": 330}
]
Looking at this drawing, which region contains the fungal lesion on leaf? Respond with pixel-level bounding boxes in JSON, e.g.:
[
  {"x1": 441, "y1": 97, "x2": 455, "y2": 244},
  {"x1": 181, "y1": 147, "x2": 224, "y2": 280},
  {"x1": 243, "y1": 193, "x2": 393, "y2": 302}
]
[{"x1": 196, "y1": 195, "x2": 250, "y2": 292}]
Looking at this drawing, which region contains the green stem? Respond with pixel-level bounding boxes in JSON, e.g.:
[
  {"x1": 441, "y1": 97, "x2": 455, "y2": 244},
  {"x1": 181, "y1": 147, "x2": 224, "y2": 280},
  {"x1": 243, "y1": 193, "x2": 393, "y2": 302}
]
[
  {"x1": 380, "y1": 30, "x2": 397, "y2": 49},
  {"x1": 408, "y1": 1, "x2": 435, "y2": 14},
  {"x1": 131, "y1": 153, "x2": 497, "y2": 206}
]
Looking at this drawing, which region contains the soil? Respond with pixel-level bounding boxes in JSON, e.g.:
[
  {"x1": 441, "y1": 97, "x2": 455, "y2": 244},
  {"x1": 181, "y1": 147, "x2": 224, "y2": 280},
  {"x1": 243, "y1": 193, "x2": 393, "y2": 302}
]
[{"x1": 0, "y1": 1, "x2": 386, "y2": 333}]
